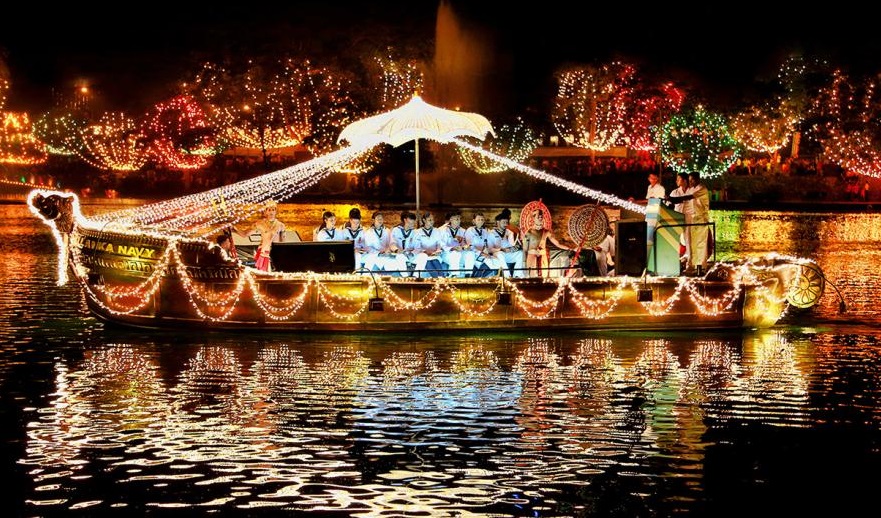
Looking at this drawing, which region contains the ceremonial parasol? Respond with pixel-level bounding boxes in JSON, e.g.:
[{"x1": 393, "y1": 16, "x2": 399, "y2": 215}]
[{"x1": 338, "y1": 95, "x2": 494, "y2": 214}]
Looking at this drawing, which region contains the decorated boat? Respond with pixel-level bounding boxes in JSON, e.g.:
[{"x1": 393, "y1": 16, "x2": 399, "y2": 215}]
[{"x1": 28, "y1": 97, "x2": 827, "y2": 332}]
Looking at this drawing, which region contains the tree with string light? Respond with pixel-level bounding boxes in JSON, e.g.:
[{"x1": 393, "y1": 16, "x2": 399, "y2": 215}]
[
  {"x1": 456, "y1": 117, "x2": 541, "y2": 173},
  {"x1": 552, "y1": 62, "x2": 633, "y2": 153},
  {"x1": 730, "y1": 104, "x2": 797, "y2": 167},
  {"x1": 622, "y1": 81, "x2": 686, "y2": 152},
  {"x1": 77, "y1": 112, "x2": 148, "y2": 172},
  {"x1": 33, "y1": 110, "x2": 88, "y2": 156},
  {"x1": 810, "y1": 69, "x2": 881, "y2": 178},
  {"x1": 0, "y1": 112, "x2": 48, "y2": 165},
  {"x1": 658, "y1": 106, "x2": 740, "y2": 179},
  {"x1": 140, "y1": 95, "x2": 215, "y2": 171}
]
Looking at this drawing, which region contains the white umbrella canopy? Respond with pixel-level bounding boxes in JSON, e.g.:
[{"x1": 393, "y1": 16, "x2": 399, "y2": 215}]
[{"x1": 337, "y1": 95, "x2": 495, "y2": 213}]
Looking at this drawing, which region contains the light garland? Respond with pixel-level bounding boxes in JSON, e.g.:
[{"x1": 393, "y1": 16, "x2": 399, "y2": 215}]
[
  {"x1": 453, "y1": 138, "x2": 646, "y2": 214},
  {"x1": 457, "y1": 117, "x2": 540, "y2": 174}
]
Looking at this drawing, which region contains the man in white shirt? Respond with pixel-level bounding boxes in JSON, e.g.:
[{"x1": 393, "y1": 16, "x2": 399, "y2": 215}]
[{"x1": 646, "y1": 172, "x2": 666, "y2": 200}]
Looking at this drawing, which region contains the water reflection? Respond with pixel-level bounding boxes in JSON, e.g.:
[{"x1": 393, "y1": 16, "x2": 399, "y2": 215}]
[{"x1": 21, "y1": 330, "x2": 878, "y2": 515}]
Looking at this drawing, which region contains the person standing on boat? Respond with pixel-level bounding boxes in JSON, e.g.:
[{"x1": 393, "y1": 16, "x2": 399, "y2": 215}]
[
  {"x1": 592, "y1": 225, "x2": 615, "y2": 276},
  {"x1": 439, "y1": 210, "x2": 467, "y2": 278},
  {"x1": 668, "y1": 172, "x2": 691, "y2": 265},
  {"x1": 412, "y1": 211, "x2": 445, "y2": 277},
  {"x1": 522, "y1": 210, "x2": 573, "y2": 277},
  {"x1": 687, "y1": 172, "x2": 711, "y2": 275},
  {"x1": 666, "y1": 172, "x2": 711, "y2": 275},
  {"x1": 629, "y1": 172, "x2": 666, "y2": 204},
  {"x1": 487, "y1": 209, "x2": 525, "y2": 277},
  {"x1": 464, "y1": 212, "x2": 501, "y2": 277},
  {"x1": 234, "y1": 200, "x2": 285, "y2": 271},
  {"x1": 342, "y1": 207, "x2": 367, "y2": 271},
  {"x1": 315, "y1": 211, "x2": 340, "y2": 242}
]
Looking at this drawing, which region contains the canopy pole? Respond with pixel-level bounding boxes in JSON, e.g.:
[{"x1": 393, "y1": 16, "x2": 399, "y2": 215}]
[{"x1": 415, "y1": 137, "x2": 420, "y2": 215}]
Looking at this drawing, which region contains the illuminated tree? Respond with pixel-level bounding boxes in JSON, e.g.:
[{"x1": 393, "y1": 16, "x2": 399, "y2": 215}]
[
  {"x1": 730, "y1": 104, "x2": 797, "y2": 162},
  {"x1": 623, "y1": 82, "x2": 686, "y2": 152},
  {"x1": 773, "y1": 54, "x2": 832, "y2": 158},
  {"x1": 658, "y1": 106, "x2": 740, "y2": 178},
  {"x1": 0, "y1": 112, "x2": 48, "y2": 164},
  {"x1": 456, "y1": 117, "x2": 541, "y2": 173},
  {"x1": 552, "y1": 62, "x2": 633, "y2": 152},
  {"x1": 77, "y1": 112, "x2": 148, "y2": 172},
  {"x1": 140, "y1": 95, "x2": 214, "y2": 170},
  {"x1": 33, "y1": 110, "x2": 88, "y2": 156},
  {"x1": 811, "y1": 70, "x2": 881, "y2": 177},
  {"x1": 190, "y1": 58, "x2": 358, "y2": 170},
  {"x1": 366, "y1": 49, "x2": 425, "y2": 111}
]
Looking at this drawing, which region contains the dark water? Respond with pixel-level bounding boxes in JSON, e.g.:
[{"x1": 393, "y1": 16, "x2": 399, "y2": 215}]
[{"x1": 2, "y1": 202, "x2": 881, "y2": 516}]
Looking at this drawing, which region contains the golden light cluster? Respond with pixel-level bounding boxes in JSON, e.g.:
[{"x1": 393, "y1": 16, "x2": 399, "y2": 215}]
[{"x1": 0, "y1": 112, "x2": 48, "y2": 164}]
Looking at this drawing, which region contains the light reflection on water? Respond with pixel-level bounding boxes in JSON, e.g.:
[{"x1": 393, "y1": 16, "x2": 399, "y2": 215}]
[
  {"x1": 22, "y1": 333, "x2": 851, "y2": 515},
  {"x1": 3, "y1": 202, "x2": 881, "y2": 516}
]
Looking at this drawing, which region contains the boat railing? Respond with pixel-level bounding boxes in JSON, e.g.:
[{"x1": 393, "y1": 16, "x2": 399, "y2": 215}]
[{"x1": 650, "y1": 221, "x2": 716, "y2": 274}]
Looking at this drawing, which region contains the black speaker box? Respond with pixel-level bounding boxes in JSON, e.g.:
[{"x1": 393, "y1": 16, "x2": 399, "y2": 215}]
[
  {"x1": 615, "y1": 219, "x2": 647, "y2": 276},
  {"x1": 270, "y1": 241, "x2": 355, "y2": 273}
]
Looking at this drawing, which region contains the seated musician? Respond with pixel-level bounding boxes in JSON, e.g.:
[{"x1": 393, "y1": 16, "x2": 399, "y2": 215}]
[
  {"x1": 362, "y1": 212, "x2": 406, "y2": 275},
  {"x1": 439, "y1": 210, "x2": 467, "y2": 278},
  {"x1": 464, "y1": 212, "x2": 501, "y2": 277},
  {"x1": 412, "y1": 211, "x2": 445, "y2": 277},
  {"x1": 390, "y1": 211, "x2": 418, "y2": 277},
  {"x1": 314, "y1": 210, "x2": 340, "y2": 242},
  {"x1": 342, "y1": 207, "x2": 367, "y2": 271},
  {"x1": 488, "y1": 209, "x2": 525, "y2": 278}
]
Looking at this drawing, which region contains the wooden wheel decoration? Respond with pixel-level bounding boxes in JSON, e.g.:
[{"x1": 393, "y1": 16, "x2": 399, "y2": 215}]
[
  {"x1": 520, "y1": 199, "x2": 552, "y2": 235},
  {"x1": 786, "y1": 264, "x2": 825, "y2": 308},
  {"x1": 567, "y1": 204, "x2": 609, "y2": 249}
]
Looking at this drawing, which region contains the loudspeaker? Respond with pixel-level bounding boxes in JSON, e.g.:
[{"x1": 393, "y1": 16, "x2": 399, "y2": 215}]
[{"x1": 615, "y1": 219, "x2": 647, "y2": 276}]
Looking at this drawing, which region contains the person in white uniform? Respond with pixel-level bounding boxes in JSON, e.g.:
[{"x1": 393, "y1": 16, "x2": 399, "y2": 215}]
[
  {"x1": 342, "y1": 207, "x2": 367, "y2": 271},
  {"x1": 464, "y1": 212, "x2": 501, "y2": 276},
  {"x1": 362, "y1": 212, "x2": 406, "y2": 274},
  {"x1": 390, "y1": 211, "x2": 418, "y2": 277},
  {"x1": 314, "y1": 211, "x2": 340, "y2": 242},
  {"x1": 411, "y1": 211, "x2": 445, "y2": 277},
  {"x1": 439, "y1": 210, "x2": 467, "y2": 278},
  {"x1": 487, "y1": 209, "x2": 525, "y2": 277}
]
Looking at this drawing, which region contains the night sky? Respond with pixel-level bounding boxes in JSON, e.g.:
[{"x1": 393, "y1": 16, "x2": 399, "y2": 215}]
[{"x1": 1, "y1": 1, "x2": 878, "y2": 114}]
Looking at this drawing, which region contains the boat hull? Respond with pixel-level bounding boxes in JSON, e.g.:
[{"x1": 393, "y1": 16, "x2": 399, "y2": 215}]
[{"x1": 69, "y1": 227, "x2": 787, "y2": 333}]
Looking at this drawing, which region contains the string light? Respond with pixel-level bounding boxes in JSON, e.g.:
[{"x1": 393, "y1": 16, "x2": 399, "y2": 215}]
[
  {"x1": 657, "y1": 106, "x2": 740, "y2": 179},
  {"x1": 76, "y1": 112, "x2": 149, "y2": 172},
  {"x1": 141, "y1": 95, "x2": 214, "y2": 170},
  {"x1": 553, "y1": 62, "x2": 633, "y2": 151},
  {"x1": 0, "y1": 112, "x2": 48, "y2": 164},
  {"x1": 453, "y1": 138, "x2": 646, "y2": 213},
  {"x1": 457, "y1": 117, "x2": 540, "y2": 173}
]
